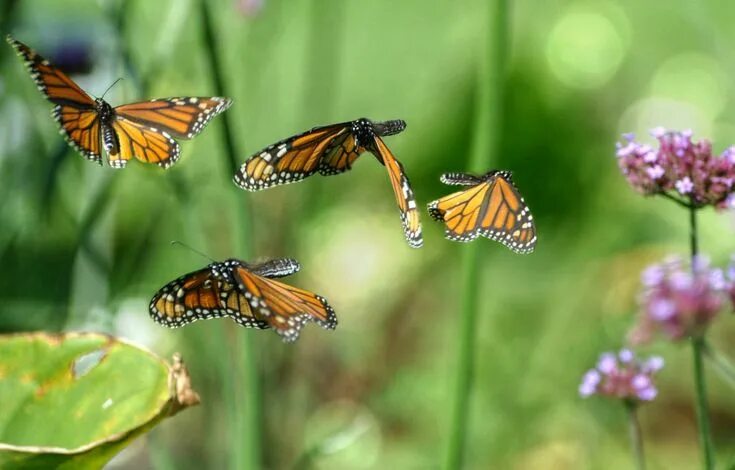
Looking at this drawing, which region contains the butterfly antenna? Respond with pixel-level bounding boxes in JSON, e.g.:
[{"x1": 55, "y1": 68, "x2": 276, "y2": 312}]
[
  {"x1": 99, "y1": 77, "x2": 124, "y2": 100},
  {"x1": 170, "y1": 241, "x2": 216, "y2": 263}
]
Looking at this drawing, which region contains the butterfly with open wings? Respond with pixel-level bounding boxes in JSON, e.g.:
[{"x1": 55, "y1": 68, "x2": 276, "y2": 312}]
[
  {"x1": 428, "y1": 170, "x2": 536, "y2": 254},
  {"x1": 7, "y1": 35, "x2": 231, "y2": 169},
  {"x1": 149, "y1": 257, "x2": 337, "y2": 342},
  {"x1": 233, "y1": 118, "x2": 423, "y2": 248}
]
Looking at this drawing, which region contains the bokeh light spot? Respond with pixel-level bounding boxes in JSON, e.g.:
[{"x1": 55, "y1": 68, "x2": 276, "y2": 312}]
[
  {"x1": 650, "y1": 53, "x2": 728, "y2": 120},
  {"x1": 546, "y1": 11, "x2": 625, "y2": 89}
]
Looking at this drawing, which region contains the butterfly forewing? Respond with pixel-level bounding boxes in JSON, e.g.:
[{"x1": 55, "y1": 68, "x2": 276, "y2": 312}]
[
  {"x1": 371, "y1": 136, "x2": 423, "y2": 248},
  {"x1": 149, "y1": 268, "x2": 232, "y2": 327},
  {"x1": 234, "y1": 124, "x2": 350, "y2": 190},
  {"x1": 232, "y1": 265, "x2": 337, "y2": 343},
  {"x1": 114, "y1": 97, "x2": 232, "y2": 139},
  {"x1": 7, "y1": 35, "x2": 95, "y2": 108},
  {"x1": 149, "y1": 266, "x2": 269, "y2": 329}
]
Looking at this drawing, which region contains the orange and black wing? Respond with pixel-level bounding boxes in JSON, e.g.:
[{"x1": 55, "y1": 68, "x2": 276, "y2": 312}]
[
  {"x1": 52, "y1": 105, "x2": 102, "y2": 164},
  {"x1": 318, "y1": 132, "x2": 364, "y2": 175},
  {"x1": 370, "y1": 136, "x2": 423, "y2": 248},
  {"x1": 234, "y1": 123, "x2": 352, "y2": 190},
  {"x1": 106, "y1": 117, "x2": 181, "y2": 169},
  {"x1": 231, "y1": 264, "x2": 337, "y2": 342},
  {"x1": 114, "y1": 97, "x2": 232, "y2": 139},
  {"x1": 7, "y1": 35, "x2": 103, "y2": 164},
  {"x1": 428, "y1": 171, "x2": 536, "y2": 253},
  {"x1": 149, "y1": 267, "x2": 269, "y2": 329}
]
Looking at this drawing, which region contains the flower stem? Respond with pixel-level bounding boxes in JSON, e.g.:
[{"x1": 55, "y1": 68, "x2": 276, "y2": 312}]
[
  {"x1": 443, "y1": 1, "x2": 507, "y2": 468},
  {"x1": 624, "y1": 401, "x2": 646, "y2": 470},
  {"x1": 689, "y1": 203, "x2": 699, "y2": 258},
  {"x1": 692, "y1": 336, "x2": 715, "y2": 469},
  {"x1": 199, "y1": 1, "x2": 259, "y2": 469},
  {"x1": 688, "y1": 204, "x2": 715, "y2": 469}
]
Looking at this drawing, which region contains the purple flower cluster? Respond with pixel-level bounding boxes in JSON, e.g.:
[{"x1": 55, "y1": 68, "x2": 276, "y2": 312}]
[
  {"x1": 616, "y1": 128, "x2": 735, "y2": 208},
  {"x1": 630, "y1": 256, "x2": 727, "y2": 343},
  {"x1": 579, "y1": 349, "x2": 663, "y2": 402}
]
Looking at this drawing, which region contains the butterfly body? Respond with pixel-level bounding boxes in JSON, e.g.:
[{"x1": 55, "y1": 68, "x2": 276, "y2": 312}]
[
  {"x1": 150, "y1": 257, "x2": 336, "y2": 342},
  {"x1": 7, "y1": 35, "x2": 231, "y2": 169},
  {"x1": 234, "y1": 118, "x2": 422, "y2": 247},
  {"x1": 428, "y1": 170, "x2": 536, "y2": 253}
]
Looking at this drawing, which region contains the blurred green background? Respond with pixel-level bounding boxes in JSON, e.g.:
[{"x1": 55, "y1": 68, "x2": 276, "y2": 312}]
[{"x1": 2, "y1": 0, "x2": 735, "y2": 468}]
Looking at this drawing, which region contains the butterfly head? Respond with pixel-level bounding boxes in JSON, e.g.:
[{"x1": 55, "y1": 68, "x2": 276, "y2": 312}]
[{"x1": 94, "y1": 98, "x2": 114, "y2": 123}]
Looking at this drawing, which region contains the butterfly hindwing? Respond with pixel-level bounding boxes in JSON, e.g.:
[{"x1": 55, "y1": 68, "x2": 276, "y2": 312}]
[
  {"x1": 107, "y1": 117, "x2": 181, "y2": 169},
  {"x1": 52, "y1": 105, "x2": 102, "y2": 164},
  {"x1": 318, "y1": 133, "x2": 363, "y2": 176}
]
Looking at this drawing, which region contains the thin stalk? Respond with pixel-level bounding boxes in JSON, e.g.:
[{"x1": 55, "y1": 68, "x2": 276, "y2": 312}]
[
  {"x1": 692, "y1": 336, "x2": 715, "y2": 469},
  {"x1": 624, "y1": 401, "x2": 646, "y2": 470},
  {"x1": 688, "y1": 204, "x2": 714, "y2": 469},
  {"x1": 689, "y1": 203, "x2": 699, "y2": 258},
  {"x1": 198, "y1": 2, "x2": 260, "y2": 469},
  {"x1": 444, "y1": 1, "x2": 507, "y2": 468}
]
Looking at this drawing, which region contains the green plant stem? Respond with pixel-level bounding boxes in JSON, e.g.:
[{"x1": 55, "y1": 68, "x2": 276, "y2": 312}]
[
  {"x1": 198, "y1": 2, "x2": 260, "y2": 469},
  {"x1": 692, "y1": 336, "x2": 715, "y2": 469},
  {"x1": 688, "y1": 204, "x2": 714, "y2": 469},
  {"x1": 701, "y1": 340, "x2": 735, "y2": 390},
  {"x1": 444, "y1": 1, "x2": 507, "y2": 468},
  {"x1": 624, "y1": 401, "x2": 646, "y2": 470}
]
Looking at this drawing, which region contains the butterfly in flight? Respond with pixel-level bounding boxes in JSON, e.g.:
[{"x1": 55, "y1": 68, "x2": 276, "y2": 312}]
[
  {"x1": 6, "y1": 35, "x2": 231, "y2": 169},
  {"x1": 428, "y1": 170, "x2": 536, "y2": 253},
  {"x1": 149, "y1": 257, "x2": 337, "y2": 342},
  {"x1": 233, "y1": 118, "x2": 423, "y2": 248}
]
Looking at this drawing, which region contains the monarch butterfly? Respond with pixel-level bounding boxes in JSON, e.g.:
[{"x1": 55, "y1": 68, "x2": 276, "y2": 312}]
[
  {"x1": 149, "y1": 257, "x2": 337, "y2": 342},
  {"x1": 7, "y1": 35, "x2": 231, "y2": 168},
  {"x1": 428, "y1": 170, "x2": 536, "y2": 253},
  {"x1": 233, "y1": 119, "x2": 423, "y2": 248}
]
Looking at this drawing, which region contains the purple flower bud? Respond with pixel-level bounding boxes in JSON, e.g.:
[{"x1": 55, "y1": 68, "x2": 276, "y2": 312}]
[
  {"x1": 616, "y1": 128, "x2": 735, "y2": 208},
  {"x1": 651, "y1": 127, "x2": 666, "y2": 138},
  {"x1": 647, "y1": 165, "x2": 665, "y2": 179},
  {"x1": 643, "y1": 356, "x2": 664, "y2": 373},
  {"x1": 580, "y1": 350, "x2": 663, "y2": 403},
  {"x1": 619, "y1": 349, "x2": 634, "y2": 363},
  {"x1": 675, "y1": 177, "x2": 694, "y2": 194},
  {"x1": 597, "y1": 353, "x2": 618, "y2": 374},
  {"x1": 633, "y1": 255, "x2": 728, "y2": 343},
  {"x1": 637, "y1": 386, "x2": 658, "y2": 401},
  {"x1": 649, "y1": 298, "x2": 676, "y2": 320}
]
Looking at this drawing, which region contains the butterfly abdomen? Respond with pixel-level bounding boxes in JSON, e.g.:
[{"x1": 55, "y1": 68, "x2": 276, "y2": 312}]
[{"x1": 371, "y1": 119, "x2": 407, "y2": 137}]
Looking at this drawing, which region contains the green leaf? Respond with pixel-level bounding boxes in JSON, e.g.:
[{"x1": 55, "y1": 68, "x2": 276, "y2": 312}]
[{"x1": 0, "y1": 332, "x2": 199, "y2": 469}]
